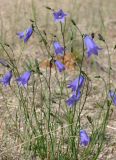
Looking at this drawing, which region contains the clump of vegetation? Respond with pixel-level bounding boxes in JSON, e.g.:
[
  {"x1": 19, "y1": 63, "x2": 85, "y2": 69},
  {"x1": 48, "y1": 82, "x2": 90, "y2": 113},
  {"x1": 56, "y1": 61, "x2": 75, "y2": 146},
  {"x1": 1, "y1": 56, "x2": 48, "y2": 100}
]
[{"x1": 0, "y1": 1, "x2": 115, "y2": 159}]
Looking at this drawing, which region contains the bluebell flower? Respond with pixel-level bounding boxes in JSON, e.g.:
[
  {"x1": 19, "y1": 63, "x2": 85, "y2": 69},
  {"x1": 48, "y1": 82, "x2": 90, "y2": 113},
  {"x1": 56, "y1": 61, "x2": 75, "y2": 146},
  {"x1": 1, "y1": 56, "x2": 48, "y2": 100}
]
[
  {"x1": 66, "y1": 91, "x2": 81, "y2": 107},
  {"x1": 16, "y1": 71, "x2": 31, "y2": 87},
  {"x1": 54, "y1": 60, "x2": 65, "y2": 72},
  {"x1": 0, "y1": 70, "x2": 12, "y2": 86},
  {"x1": 53, "y1": 9, "x2": 67, "y2": 23},
  {"x1": 53, "y1": 41, "x2": 64, "y2": 55},
  {"x1": 80, "y1": 130, "x2": 90, "y2": 146},
  {"x1": 17, "y1": 27, "x2": 33, "y2": 43},
  {"x1": 109, "y1": 90, "x2": 116, "y2": 106},
  {"x1": 68, "y1": 75, "x2": 85, "y2": 92},
  {"x1": 84, "y1": 35, "x2": 102, "y2": 57}
]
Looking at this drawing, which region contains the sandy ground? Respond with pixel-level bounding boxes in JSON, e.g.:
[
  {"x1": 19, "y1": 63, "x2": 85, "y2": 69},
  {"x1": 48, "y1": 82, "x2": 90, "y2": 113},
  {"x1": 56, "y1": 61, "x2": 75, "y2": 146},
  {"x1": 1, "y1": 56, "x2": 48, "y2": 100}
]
[{"x1": 0, "y1": 0, "x2": 116, "y2": 159}]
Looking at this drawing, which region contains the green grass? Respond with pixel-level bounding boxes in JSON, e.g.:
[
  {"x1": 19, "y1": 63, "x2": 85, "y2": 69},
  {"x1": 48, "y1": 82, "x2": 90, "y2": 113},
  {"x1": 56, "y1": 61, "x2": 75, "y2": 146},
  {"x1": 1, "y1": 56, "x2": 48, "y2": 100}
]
[{"x1": 0, "y1": 0, "x2": 116, "y2": 159}]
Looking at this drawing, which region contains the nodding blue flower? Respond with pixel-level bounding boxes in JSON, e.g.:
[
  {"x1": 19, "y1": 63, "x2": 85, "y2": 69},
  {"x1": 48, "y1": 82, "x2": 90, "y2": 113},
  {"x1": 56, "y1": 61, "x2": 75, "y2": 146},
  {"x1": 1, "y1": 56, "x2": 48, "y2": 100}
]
[
  {"x1": 84, "y1": 35, "x2": 102, "y2": 57},
  {"x1": 53, "y1": 41, "x2": 64, "y2": 55},
  {"x1": 0, "y1": 70, "x2": 12, "y2": 86},
  {"x1": 80, "y1": 130, "x2": 90, "y2": 146},
  {"x1": 109, "y1": 90, "x2": 116, "y2": 106},
  {"x1": 68, "y1": 75, "x2": 85, "y2": 92},
  {"x1": 17, "y1": 26, "x2": 33, "y2": 43},
  {"x1": 53, "y1": 9, "x2": 67, "y2": 23},
  {"x1": 66, "y1": 91, "x2": 81, "y2": 107},
  {"x1": 16, "y1": 71, "x2": 31, "y2": 87},
  {"x1": 54, "y1": 60, "x2": 65, "y2": 72}
]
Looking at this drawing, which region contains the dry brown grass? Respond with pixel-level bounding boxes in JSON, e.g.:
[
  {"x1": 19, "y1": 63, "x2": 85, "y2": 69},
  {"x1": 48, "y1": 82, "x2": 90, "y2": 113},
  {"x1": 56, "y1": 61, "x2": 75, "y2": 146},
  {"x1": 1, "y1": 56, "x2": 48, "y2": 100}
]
[{"x1": 0, "y1": 0, "x2": 116, "y2": 159}]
